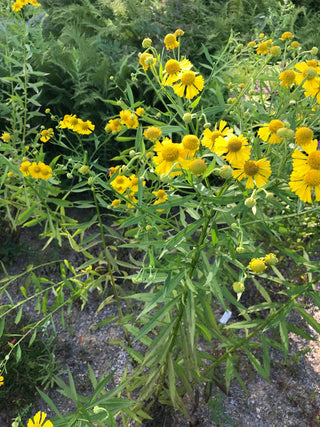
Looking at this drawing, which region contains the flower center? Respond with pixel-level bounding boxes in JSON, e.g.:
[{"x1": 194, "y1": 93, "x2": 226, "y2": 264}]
[
  {"x1": 295, "y1": 127, "x2": 313, "y2": 144},
  {"x1": 156, "y1": 189, "x2": 166, "y2": 198},
  {"x1": 161, "y1": 143, "x2": 179, "y2": 161},
  {"x1": 211, "y1": 130, "x2": 222, "y2": 142},
  {"x1": 307, "y1": 60, "x2": 317, "y2": 68},
  {"x1": 304, "y1": 169, "x2": 320, "y2": 186},
  {"x1": 33, "y1": 166, "x2": 41, "y2": 173},
  {"x1": 164, "y1": 34, "x2": 176, "y2": 45},
  {"x1": 165, "y1": 59, "x2": 180, "y2": 75},
  {"x1": 182, "y1": 135, "x2": 199, "y2": 150},
  {"x1": 282, "y1": 70, "x2": 295, "y2": 83},
  {"x1": 303, "y1": 67, "x2": 317, "y2": 79},
  {"x1": 227, "y1": 137, "x2": 242, "y2": 152},
  {"x1": 269, "y1": 119, "x2": 284, "y2": 133},
  {"x1": 307, "y1": 151, "x2": 320, "y2": 169},
  {"x1": 181, "y1": 71, "x2": 195, "y2": 86},
  {"x1": 116, "y1": 176, "x2": 124, "y2": 184},
  {"x1": 144, "y1": 126, "x2": 162, "y2": 142},
  {"x1": 244, "y1": 160, "x2": 259, "y2": 176}
]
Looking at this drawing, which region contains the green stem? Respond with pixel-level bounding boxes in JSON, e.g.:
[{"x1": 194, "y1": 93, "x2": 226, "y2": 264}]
[{"x1": 92, "y1": 187, "x2": 133, "y2": 348}]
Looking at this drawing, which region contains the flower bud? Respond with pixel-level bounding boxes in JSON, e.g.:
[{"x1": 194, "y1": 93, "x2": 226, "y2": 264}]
[
  {"x1": 245, "y1": 197, "x2": 256, "y2": 208},
  {"x1": 183, "y1": 112, "x2": 192, "y2": 123},
  {"x1": 129, "y1": 150, "x2": 136, "y2": 157},
  {"x1": 311, "y1": 47, "x2": 318, "y2": 56},
  {"x1": 233, "y1": 282, "x2": 245, "y2": 293},
  {"x1": 235, "y1": 44, "x2": 243, "y2": 52},
  {"x1": 79, "y1": 165, "x2": 89, "y2": 175},
  {"x1": 236, "y1": 246, "x2": 246, "y2": 253},
  {"x1": 203, "y1": 122, "x2": 211, "y2": 129},
  {"x1": 88, "y1": 176, "x2": 94, "y2": 186},
  {"x1": 219, "y1": 165, "x2": 233, "y2": 179},
  {"x1": 142, "y1": 38, "x2": 152, "y2": 49},
  {"x1": 146, "y1": 225, "x2": 153, "y2": 231},
  {"x1": 230, "y1": 223, "x2": 238, "y2": 230},
  {"x1": 249, "y1": 258, "x2": 266, "y2": 273},
  {"x1": 265, "y1": 253, "x2": 278, "y2": 265},
  {"x1": 67, "y1": 173, "x2": 73, "y2": 179},
  {"x1": 247, "y1": 41, "x2": 256, "y2": 48},
  {"x1": 189, "y1": 158, "x2": 207, "y2": 176}
]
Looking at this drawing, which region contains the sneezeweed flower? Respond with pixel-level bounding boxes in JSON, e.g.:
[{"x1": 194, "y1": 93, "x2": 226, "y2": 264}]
[
  {"x1": 270, "y1": 46, "x2": 281, "y2": 57},
  {"x1": 249, "y1": 258, "x2": 267, "y2": 274},
  {"x1": 289, "y1": 168, "x2": 320, "y2": 203},
  {"x1": 258, "y1": 119, "x2": 285, "y2": 144},
  {"x1": 40, "y1": 128, "x2": 54, "y2": 143},
  {"x1": 219, "y1": 164, "x2": 233, "y2": 179},
  {"x1": 152, "y1": 138, "x2": 187, "y2": 177},
  {"x1": 295, "y1": 61, "x2": 320, "y2": 93},
  {"x1": 174, "y1": 29, "x2": 184, "y2": 37},
  {"x1": 111, "y1": 199, "x2": 121, "y2": 208},
  {"x1": 144, "y1": 126, "x2": 162, "y2": 142},
  {"x1": 59, "y1": 114, "x2": 78, "y2": 130},
  {"x1": 153, "y1": 189, "x2": 168, "y2": 210},
  {"x1": 28, "y1": 162, "x2": 52, "y2": 180},
  {"x1": 292, "y1": 140, "x2": 320, "y2": 173},
  {"x1": 20, "y1": 160, "x2": 31, "y2": 177},
  {"x1": 142, "y1": 38, "x2": 152, "y2": 49},
  {"x1": 172, "y1": 70, "x2": 204, "y2": 99},
  {"x1": 304, "y1": 79, "x2": 320, "y2": 102},
  {"x1": 232, "y1": 158, "x2": 271, "y2": 188},
  {"x1": 74, "y1": 119, "x2": 95, "y2": 135},
  {"x1": 189, "y1": 158, "x2": 207, "y2": 176},
  {"x1": 247, "y1": 41, "x2": 256, "y2": 48},
  {"x1": 213, "y1": 134, "x2": 251, "y2": 165},
  {"x1": 135, "y1": 107, "x2": 145, "y2": 117},
  {"x1": 279, "y1": 69, "x2": 296, "y2": 87},
  {"x1": 256, "y1": 40, "x2": 272, "y2": 55},
  {"x1": 201, "y1": 120, "x2": 233, "y2": 151},
  {"x1": 162, "y1": 58, "x2": 193, "y2": 86},
  {"x1": 181, "y1": 134, "x2": 199, "y2": 157},
  {"x1": 110, "y1": 174, "x2": 131, "y2": 194},
  {"x1": 139, "y1": 52, "x2": 156, "y2": 71},
  {"x1": 0, "y1": 375, "x2": 3, "y2": 387},
  {"x1": 1, "y1": 132, "x2": 10, "y2": 142},
  {"x1": 105, "y1": 118, "x2": 121, "y2": 133},
  {"x1": 290, "y1": 41, "x2": 300, "y2": 49},
  {"x1": 294, "y1": 127, "x2": 315, "y2": 148},
  {"x1": 79, "y1": 165, "x2": 89, "y2": 175},
  {"x1": 119, "y1": 110, "x2": 139, "y2": 129},
  {"x1": 279, "y1": 31, "x2": 294, "y2": 41},
  {"x1": 27, "y1": 411, "x2": 53, "y2": 427},
  {"x1": 164, "y1": 33, "x2": 179, "y2": 50}
]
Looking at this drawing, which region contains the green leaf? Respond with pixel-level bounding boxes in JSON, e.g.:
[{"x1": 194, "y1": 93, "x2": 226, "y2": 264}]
[
  {"x1": 0, "y1": 318, "x2": 5, "y2": 338},
  {"x1": 167, "y1": 356, "x2": 177, "y2": 407},
  {"x1": 16, "y1": 204, "x2": 37, "y2": 225},
  {"x1": 295, "y1": 306, "x2": 320, "y2": 335},
  {"x1": 244, "y1": 348, "x2": 268, "y2": 380},
  {"x1": 16, "y1": 344, "x2": 22, "y2": 363},
  {"x1": 37, "y1": 388, "x2": 62, "y2": 417},
  {"x1": 29, "y1": 329, "x2": 37, "y2": 347},
  {"x1": 15, "y1": 306, "x2": 23, "y2": 324},
  {"x1": 165, "y1": 217, "x2": 205, "y2": 250}
]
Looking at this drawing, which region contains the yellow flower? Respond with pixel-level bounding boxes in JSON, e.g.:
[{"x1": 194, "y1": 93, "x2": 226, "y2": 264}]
[
  {"x1": 111, "y1": 199, "x2": 121, "y2": 208},
  {"x1": 256, "y1": 40, "x2": 272, "y2": 55},
  {"x1": 213, "y1": 134, "x2": 251, "y2": 165},
  {"x1": 135, "y1": 107, "x2": 145, "y2": 116},
  {"x1": 152, "y1": 138, "x2": 187, "y2": 177},
  {"x1": 289, "y1": 168, "x2": 320, "y2": 203},
  {"x1": 162, "y1": 58, "x2": 192, "y2": 86},
  {"x1": 295, "y1": 61, "x2": 320, "y2": 93},
  {"x1": 40, "y1": 128, "x2": 54, "y2": 142},
  {"x1": 79, "y1": 165, "x2": 89, "y2": 175},
  {"x1": 12, "y1": 1, "x2": 24, "y2": 11},
  {"x1": 119, "y1": 110, "x2": 139, "y2": 129},
  {"x1": 45, "y1": 108, "x2": 51, "y2": 114},
  {"x1": 279, "y1": 69, "x2": 296, "y2": 87},
  {"x1": 28, "y1": 0, "x2": 41, "y2": 5},
  {"x1": 258, "y1": 119, "x2": 285, "y2": 144},
  {"x1": 59, "y1": 114, "x2": 78, "y2": 130},
  {"x1": 232, "y1": 158, "x2": 271, "y2": 188},
  {"x1": 174, "y1": 29, "x2": 184, "y2": 37},
  {"x1": 291, "y1": 140, "x2": 320, "y2": 175},
  {"x1": 0, "y1": 376, "x2": 4, "y2": 387},
  {"x1": 29, "y1": 162, "x2": 52, "y2": 180},
  {"x1": 105, "y1": 118, "x2": 121, "y2": 133},
  {"x1": 201, "y1": 120, "x2": 233, "y2": 151},
  {"x1": 249, "y1": 258, "x2": 267, "y2": 273},
  {"x1": 181, "y1": 134, "x2": 199, "y2": 157},
  {"x1": 279, "y1": 31, "x2": 294, "y2": 40},
  {"x1": 20, "y1": 160, "x2": 31, "y2": 177},
  {"x1": 304, "y1": 78, "x2": 320, "y2": 100},
  {"x1": 270, "y1": 46, "x2": 281, "y2": 56},
  {"x1": 110, "y1": 174, "x2": 131, "y2": 194},
  {"x1": 295, "y1": 127, "x2": 315, "y2": 148},
  {"x1": 139, "y1": 52, "x2": 156, "y2": 70},
  {"x1": 144, "y1": 126, "x2": 162, "y2": 142},
  {"x1": 27, "y1": 411, "x2": 53, "y2": 427},
  {"x1": 164, "y1": 33, "x2": 179, "y2": 50},
  {"x1": 74, "y1": 119, "x2": 95, "y2": 135},
  {"x1": 291, "y1": 41, "x2": 300, "y2": 49},
  {"x1": 247, "y1": 41, "x2": 256, "y2": 48},
  {"x1": 172, "y1": 70, "x2": 204, "y2": 100},
  {"x1": 1, "y1": 132, "x2": 10, "y2": 142}
]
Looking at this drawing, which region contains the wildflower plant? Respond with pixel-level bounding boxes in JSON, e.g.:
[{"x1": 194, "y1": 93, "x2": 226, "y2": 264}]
[{"x1": 1, "y1": 0, "x2": 320, "y2": 424}]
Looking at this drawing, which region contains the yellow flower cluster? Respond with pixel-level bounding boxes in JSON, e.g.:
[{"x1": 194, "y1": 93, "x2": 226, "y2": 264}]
[
  {"x1": 1, "y1": 131, "x2": 10, "y2": 142},
  {"x1": 59, "y1": 114, "x2": 95, "y2": 135},
  {"x1": 40, "y1": 128, "x2": 54, "y2": 143},
  {"x1": 12, "y1": 0, "x2": 41, "y2": 12},
  {"x1": 249, "y1": 253, "x2": 278, "y2": 273},
  {"x1": 110, "y1": 169, "x2": 145, "y2": 208},
  {"x1": 20, "y1": 160, "x2": 52, "y2": 180}
]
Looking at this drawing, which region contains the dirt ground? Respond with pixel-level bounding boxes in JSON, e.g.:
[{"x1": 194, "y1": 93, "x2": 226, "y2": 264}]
[{"x1": 0, "y1": 224, "x2": 319, "y2": 427}]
